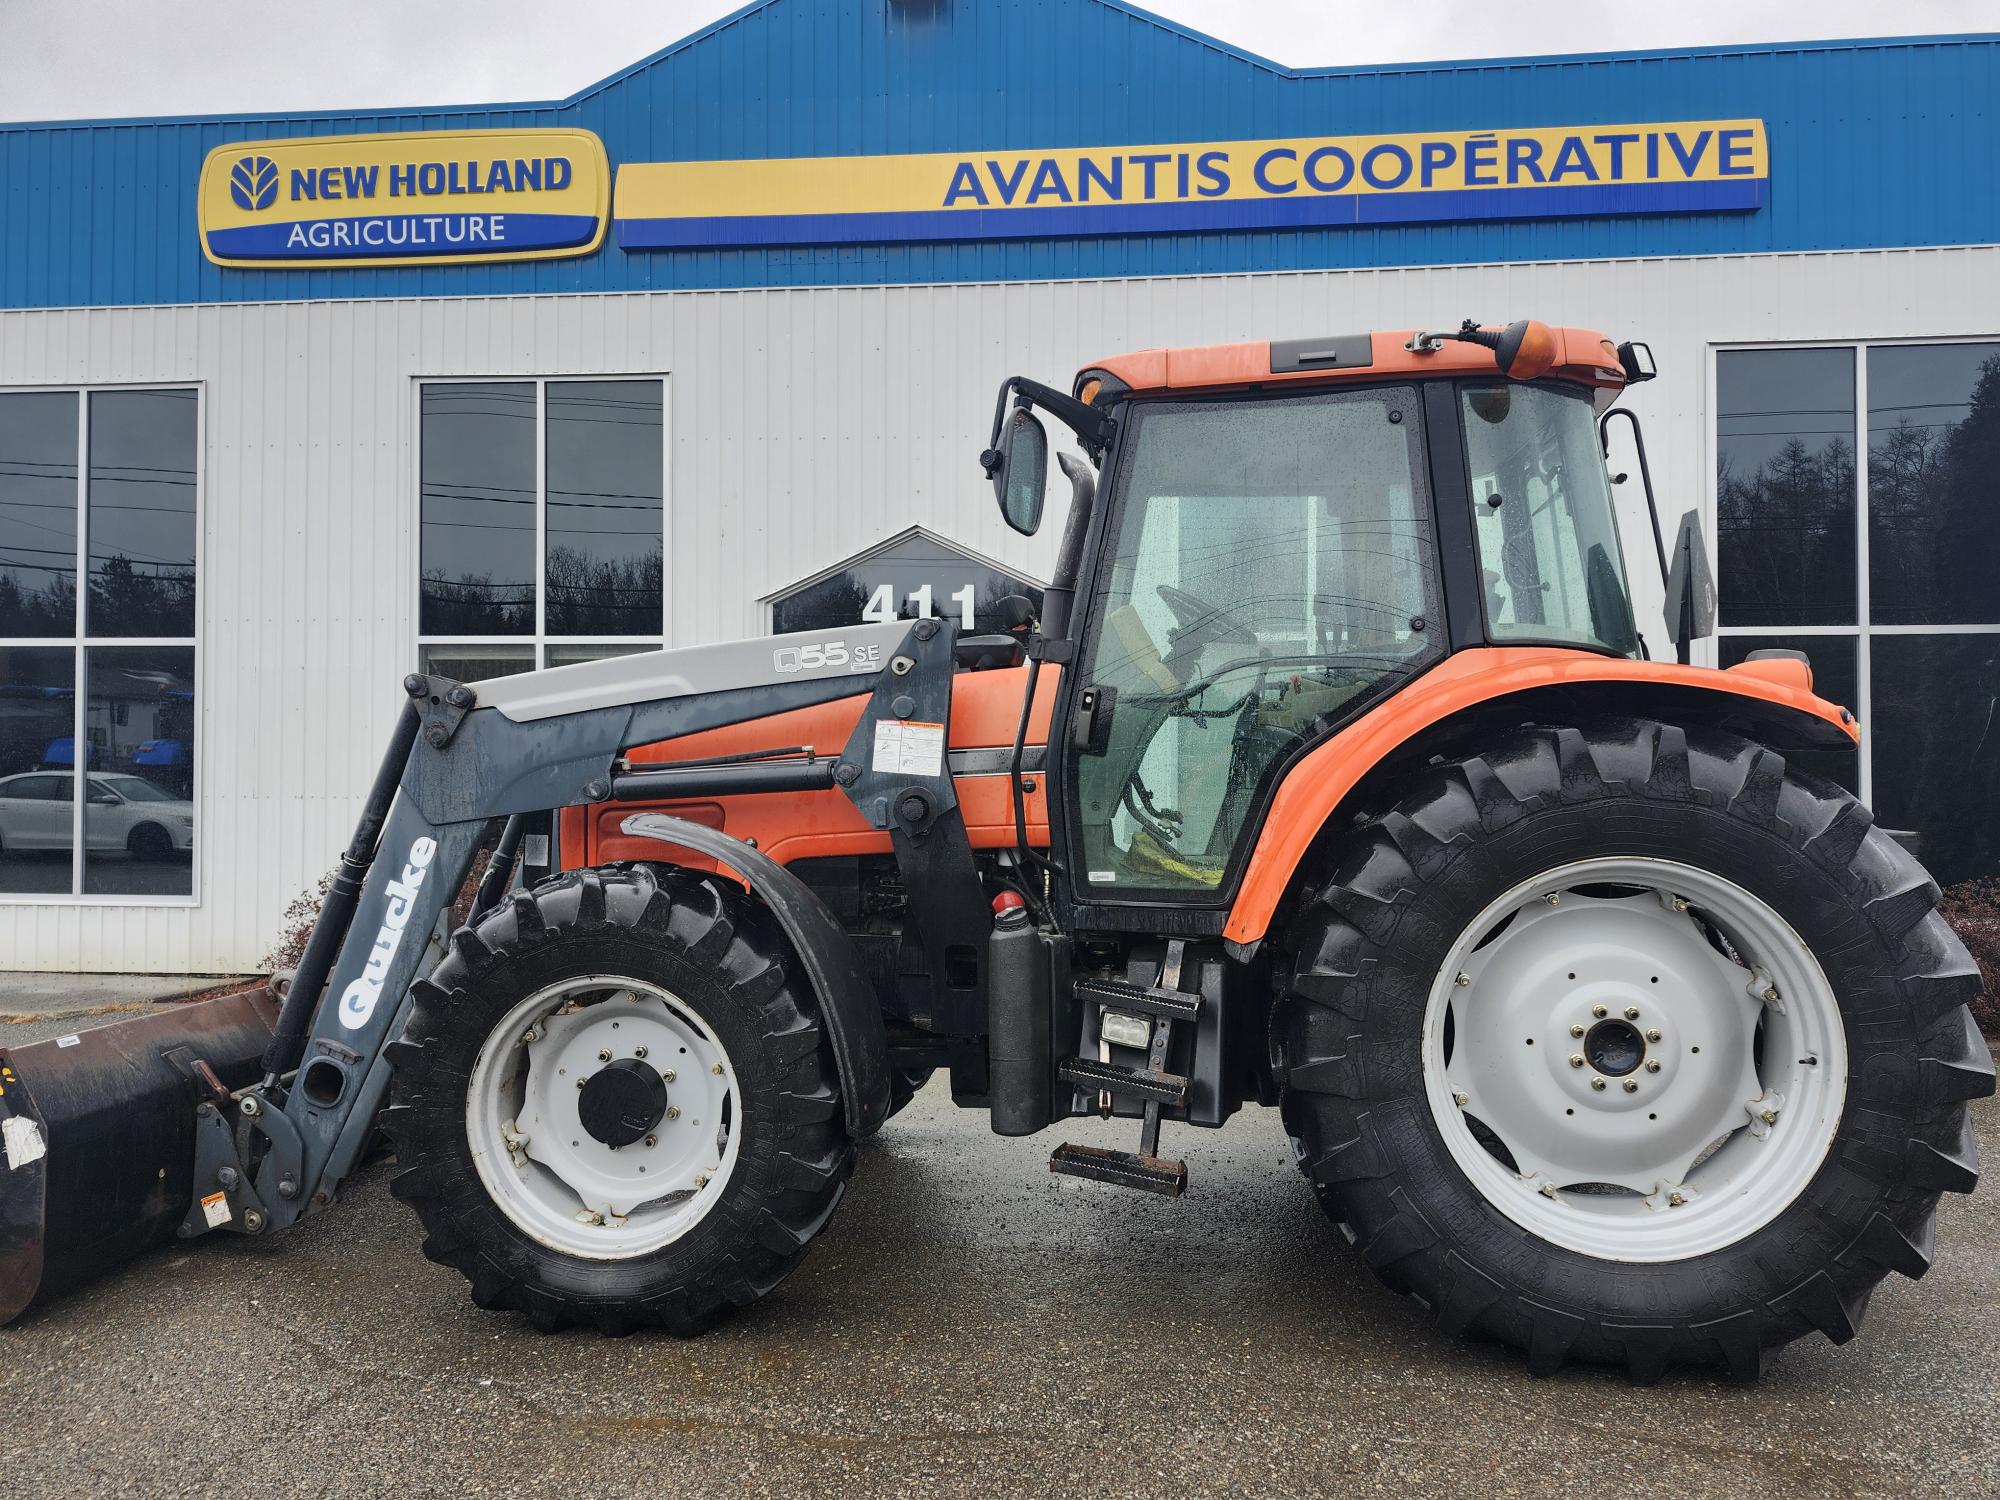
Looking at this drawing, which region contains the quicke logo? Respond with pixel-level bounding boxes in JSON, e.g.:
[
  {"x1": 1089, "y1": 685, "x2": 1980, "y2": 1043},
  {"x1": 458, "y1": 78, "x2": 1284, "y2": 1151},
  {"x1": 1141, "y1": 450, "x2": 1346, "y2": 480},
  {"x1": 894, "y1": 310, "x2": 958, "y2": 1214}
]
[
  {"x1": 229, "y1": 154, "x2": 279, "y2": 212},
  {"x1": 335, "y1": 835, "x2": 437, "y2": 1030}
]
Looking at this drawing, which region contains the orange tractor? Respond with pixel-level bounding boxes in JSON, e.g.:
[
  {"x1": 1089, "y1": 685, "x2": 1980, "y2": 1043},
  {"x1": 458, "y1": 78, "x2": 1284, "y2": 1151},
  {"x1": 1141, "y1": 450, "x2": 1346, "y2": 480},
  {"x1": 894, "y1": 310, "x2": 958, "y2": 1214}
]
[{"x1": 1, "y1": 319, "x2": 1985, "y2": 1381}]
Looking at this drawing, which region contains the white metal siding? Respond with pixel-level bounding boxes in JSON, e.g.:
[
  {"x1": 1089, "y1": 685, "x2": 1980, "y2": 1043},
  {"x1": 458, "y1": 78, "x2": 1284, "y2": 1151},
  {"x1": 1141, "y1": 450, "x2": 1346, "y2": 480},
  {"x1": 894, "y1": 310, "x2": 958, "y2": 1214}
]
[{"x1": 2, "y1": 243, "x2": 1996, "y2": 971}]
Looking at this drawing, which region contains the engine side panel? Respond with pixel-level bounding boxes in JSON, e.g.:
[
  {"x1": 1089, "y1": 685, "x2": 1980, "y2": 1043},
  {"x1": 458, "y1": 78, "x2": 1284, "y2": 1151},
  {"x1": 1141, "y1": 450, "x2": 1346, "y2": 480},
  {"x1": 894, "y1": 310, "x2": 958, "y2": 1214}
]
[{"x1": 564, "y1": 664, "x2": 1060, "y2": 872}]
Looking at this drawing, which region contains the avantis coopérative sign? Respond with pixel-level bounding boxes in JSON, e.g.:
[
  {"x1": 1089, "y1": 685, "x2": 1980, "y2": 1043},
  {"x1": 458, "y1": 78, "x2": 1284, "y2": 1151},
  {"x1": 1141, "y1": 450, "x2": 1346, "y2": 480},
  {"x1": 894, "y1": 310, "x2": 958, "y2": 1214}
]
[
  {"x1": 197, "y1": 127, "x2": 609, "y2": 267},
  {"x1": 613, "y1": 119, "x2": 1767, "y2": 248}
]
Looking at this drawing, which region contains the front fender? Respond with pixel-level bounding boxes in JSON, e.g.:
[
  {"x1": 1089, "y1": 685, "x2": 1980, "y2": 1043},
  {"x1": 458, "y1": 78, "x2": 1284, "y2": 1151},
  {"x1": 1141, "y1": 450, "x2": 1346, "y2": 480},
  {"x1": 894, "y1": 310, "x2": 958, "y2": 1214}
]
[
  {"x1": 1225, "y1": 647, "x2": 1859, "y2": 946},
  {"x1": 618, "y1": 812, "x2": 892, "y2": 1137}
]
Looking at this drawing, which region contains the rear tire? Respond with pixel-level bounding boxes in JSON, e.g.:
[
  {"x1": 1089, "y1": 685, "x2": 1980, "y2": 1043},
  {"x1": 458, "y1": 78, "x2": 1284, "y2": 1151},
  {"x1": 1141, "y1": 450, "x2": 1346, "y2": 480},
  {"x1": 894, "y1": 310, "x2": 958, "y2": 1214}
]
[
  {"x1": 384, "y1": 864, "x2": 853, "y2": 1335},
  {"x1": 127, "y1": 823, "x2": 171, "y2": 861},
  {"x1": 1276, "y1": 718, "x2": 1993, "y2": 1381}
]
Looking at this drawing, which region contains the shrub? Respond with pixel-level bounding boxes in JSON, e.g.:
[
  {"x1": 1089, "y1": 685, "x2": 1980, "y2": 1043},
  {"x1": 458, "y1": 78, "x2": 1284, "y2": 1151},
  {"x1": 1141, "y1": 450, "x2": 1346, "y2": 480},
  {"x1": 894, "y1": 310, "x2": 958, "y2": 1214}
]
[{"x1": 1939, "y1": 877, "x2": 2000, "y2": 1036}]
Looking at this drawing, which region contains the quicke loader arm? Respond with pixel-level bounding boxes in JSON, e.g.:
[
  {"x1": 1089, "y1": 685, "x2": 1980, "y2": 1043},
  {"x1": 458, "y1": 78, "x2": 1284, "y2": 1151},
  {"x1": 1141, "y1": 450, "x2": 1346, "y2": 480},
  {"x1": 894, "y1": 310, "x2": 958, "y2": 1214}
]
[{"x1": 0, "y1": 616, "x2": 981, "y2": 1319}]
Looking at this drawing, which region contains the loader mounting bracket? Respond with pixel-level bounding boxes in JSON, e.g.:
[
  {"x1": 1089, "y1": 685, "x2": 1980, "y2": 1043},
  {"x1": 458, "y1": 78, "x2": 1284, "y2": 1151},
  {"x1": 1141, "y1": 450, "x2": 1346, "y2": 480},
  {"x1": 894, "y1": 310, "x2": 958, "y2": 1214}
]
[{"x1": 404, "y1": 671, "x2": 476, "y2": 750}]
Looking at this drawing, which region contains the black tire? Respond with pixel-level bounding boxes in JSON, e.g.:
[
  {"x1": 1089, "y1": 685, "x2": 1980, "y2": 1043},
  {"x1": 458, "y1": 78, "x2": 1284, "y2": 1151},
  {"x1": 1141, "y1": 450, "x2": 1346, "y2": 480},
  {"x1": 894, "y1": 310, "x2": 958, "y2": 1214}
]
[
  {"x1": 1276, "y1": 718, "x2": 1994, "y2": 1382},
  {"x1": 127, "y1": 822, "x2": 172, "y2": 861},
  {"x1": 384, "y1": 864, "x2": 854, "y2": 1335}
]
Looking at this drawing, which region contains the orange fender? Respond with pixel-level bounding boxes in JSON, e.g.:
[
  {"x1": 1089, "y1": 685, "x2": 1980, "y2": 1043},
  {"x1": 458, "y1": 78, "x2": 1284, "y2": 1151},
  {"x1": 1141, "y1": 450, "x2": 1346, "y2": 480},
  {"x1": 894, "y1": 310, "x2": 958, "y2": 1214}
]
[{"x1": 1223, "y1": 647, "x2": 1856, "y2": 945}]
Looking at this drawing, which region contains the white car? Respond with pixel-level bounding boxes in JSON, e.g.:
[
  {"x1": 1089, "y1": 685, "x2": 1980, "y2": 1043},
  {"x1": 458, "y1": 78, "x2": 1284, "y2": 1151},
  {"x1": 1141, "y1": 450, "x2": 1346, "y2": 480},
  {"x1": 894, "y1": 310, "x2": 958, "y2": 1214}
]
[{"x1": 0, "y1": 771, "x2": 194, "y2": 860}]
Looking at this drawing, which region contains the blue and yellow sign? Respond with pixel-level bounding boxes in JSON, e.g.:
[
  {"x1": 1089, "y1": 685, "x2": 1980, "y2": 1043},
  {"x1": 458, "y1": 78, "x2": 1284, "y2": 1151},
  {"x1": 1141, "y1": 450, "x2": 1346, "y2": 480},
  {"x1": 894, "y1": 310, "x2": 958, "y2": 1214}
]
[
  {"x1": 198, "y1": 128, "x2": 610, "y2": 267},
  {"x1": 615, "y1": 119, "x2": 1766, "y2": 248}
]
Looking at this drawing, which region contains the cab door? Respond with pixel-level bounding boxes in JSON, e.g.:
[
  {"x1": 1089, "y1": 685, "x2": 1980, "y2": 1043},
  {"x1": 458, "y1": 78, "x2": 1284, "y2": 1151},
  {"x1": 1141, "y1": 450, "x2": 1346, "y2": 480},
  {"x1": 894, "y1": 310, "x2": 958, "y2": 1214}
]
[{"x1": 1060, "y1": 384, "x2": 1446, "y2": 913}]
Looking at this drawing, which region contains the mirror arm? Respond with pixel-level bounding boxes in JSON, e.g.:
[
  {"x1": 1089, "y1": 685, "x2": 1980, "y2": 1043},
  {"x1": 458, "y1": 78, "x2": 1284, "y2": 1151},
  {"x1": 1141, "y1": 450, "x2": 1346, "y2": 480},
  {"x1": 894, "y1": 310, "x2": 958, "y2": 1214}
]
[{"x1": 981, "y1": 375, "x2": 1115, "y2": 465}]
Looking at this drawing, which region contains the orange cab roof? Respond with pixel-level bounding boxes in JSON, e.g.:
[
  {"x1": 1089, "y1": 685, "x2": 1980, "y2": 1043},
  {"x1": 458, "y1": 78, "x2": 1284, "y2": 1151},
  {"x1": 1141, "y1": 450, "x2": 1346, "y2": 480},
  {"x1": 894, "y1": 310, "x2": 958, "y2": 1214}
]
[{"x1": 1081, "y1": 325, "x2": 1627, "y2": 399}]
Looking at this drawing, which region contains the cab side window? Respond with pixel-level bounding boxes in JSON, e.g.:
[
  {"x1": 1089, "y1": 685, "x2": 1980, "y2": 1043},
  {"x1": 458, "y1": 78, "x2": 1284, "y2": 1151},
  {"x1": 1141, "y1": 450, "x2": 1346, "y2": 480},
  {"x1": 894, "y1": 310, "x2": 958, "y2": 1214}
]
[{"x1": 1073, "y1": 387, "x2": 1442, "y2": 895}]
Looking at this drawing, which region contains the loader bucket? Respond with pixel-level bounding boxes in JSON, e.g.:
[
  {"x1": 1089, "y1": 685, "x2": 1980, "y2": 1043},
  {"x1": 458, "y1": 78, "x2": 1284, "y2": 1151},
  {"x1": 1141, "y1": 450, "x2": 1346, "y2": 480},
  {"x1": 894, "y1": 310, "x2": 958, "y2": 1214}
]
[{"x1": 0, "y1": 986, "x2": 278, "y2": 1323}]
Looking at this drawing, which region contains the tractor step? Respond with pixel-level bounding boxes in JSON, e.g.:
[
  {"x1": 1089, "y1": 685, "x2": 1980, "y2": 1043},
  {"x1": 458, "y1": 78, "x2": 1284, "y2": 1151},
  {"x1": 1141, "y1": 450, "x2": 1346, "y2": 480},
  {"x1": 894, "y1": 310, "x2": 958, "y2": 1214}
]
[
  {"x1": 1058, "y1": 1056, "x2": 1189, "y2": 1104},
  {"x1": 1049, "y1": 1142, "x2": 1187, "y2": 1197},
  {"x1": 1074, "y1": 976, "x2": 1202, "y2": 1022}
]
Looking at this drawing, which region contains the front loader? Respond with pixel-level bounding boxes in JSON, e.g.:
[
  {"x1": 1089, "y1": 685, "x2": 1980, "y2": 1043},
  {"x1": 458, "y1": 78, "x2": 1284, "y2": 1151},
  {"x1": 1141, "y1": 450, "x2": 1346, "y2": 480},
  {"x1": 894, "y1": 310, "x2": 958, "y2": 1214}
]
[{"x1": 2, "y1": 319, "x2": 1989, "y2": 1381}]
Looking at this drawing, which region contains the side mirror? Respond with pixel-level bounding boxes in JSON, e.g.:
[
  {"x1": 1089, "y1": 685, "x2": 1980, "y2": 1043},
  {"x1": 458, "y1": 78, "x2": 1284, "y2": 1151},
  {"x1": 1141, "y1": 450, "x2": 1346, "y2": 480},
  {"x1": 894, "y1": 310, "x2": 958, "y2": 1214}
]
[
  {"x1": 1662, "y1": 510, "x2": 1716, "y2": 665},
  {"x1": 992, "y1": 407, "x2": 1048, "y2": 536}
]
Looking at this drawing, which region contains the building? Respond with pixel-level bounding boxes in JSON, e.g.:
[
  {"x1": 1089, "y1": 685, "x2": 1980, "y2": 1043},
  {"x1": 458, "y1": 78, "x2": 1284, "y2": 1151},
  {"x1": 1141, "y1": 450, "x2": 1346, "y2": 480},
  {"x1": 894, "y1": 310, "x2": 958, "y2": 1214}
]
[{"x1": 1, "y1": 0, "x2": 1996, "y2": 972}]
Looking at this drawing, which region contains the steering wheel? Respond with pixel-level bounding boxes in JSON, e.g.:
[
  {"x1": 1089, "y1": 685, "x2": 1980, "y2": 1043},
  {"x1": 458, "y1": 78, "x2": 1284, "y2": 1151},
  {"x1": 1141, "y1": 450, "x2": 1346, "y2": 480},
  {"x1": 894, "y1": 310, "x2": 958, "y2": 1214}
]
[{"x1": 1156, "y1": 582, "x2": 1258, "y2": 651}]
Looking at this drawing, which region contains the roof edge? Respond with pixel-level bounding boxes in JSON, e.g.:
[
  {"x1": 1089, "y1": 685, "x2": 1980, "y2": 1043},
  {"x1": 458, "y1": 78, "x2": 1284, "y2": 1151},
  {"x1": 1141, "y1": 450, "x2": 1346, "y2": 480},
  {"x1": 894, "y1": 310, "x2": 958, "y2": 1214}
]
[{"x1": 1, "y1": 0, "x2": 1995, "y2": 135}]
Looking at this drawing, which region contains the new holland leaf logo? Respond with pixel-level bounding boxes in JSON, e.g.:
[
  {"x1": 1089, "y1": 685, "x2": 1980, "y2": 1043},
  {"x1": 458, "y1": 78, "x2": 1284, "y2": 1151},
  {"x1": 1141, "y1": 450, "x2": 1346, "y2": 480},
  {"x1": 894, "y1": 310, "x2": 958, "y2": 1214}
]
[{"x1": 229, "y1": 154, "x2": 279, "y2": 212}]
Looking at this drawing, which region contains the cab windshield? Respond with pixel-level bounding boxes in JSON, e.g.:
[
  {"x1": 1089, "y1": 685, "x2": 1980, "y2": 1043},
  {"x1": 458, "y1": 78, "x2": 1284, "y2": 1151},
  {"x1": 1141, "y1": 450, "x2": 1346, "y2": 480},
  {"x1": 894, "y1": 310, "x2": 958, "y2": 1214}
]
[{"x1": 1461, "y1": 382, "x2": 1639, "y2": 656}]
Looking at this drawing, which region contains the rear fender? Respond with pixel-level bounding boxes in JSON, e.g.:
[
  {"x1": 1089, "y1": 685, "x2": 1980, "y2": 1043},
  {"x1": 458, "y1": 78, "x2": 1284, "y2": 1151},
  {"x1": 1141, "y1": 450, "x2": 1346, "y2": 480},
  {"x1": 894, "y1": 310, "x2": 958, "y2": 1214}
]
[
  {"x1": 1225, "y1": 647, "x2": 1858, "y2": 947},
  {"x1": 618, "y1": 813, "x2": 893, "y2": 1137}
]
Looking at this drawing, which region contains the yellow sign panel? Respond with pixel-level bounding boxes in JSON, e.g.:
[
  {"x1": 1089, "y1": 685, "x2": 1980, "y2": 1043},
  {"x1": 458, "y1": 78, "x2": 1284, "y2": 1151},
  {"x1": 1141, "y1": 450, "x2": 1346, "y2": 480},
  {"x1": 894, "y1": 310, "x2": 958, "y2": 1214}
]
[
  {"x1": 615, "y1": 119, "x2": 1767, "y2": 247},
  {"x1": 198, "y1": 127, "x2": 610, "y2": 268}
]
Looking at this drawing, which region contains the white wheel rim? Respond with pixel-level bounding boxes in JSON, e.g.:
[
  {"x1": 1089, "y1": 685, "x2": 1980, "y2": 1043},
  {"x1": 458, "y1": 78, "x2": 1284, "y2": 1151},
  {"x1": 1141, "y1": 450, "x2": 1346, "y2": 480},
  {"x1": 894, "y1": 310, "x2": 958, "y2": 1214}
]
[
  {"x1": 464, "y1": 974, "x2": 742, "y2": 1260},
  {"x1": 1421, "y1": 857, "x2": 1846, "y2": 1262}
]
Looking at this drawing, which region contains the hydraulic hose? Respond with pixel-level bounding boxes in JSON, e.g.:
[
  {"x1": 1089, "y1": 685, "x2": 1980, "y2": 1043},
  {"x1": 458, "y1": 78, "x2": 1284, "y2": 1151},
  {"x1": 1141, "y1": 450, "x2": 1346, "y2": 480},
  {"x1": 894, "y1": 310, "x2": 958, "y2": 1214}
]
[{"x1": 260, "y1": 699, "x2": 422, "y2": 1080}]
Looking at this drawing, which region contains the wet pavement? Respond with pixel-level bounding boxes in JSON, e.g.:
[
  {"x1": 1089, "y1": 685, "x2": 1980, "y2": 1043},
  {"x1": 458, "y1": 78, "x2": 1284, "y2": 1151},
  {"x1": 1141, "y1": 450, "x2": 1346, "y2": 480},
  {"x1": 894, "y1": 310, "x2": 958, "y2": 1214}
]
[{"x1": 0, "y1": 999, "x2": 1995, "y2": 1499}]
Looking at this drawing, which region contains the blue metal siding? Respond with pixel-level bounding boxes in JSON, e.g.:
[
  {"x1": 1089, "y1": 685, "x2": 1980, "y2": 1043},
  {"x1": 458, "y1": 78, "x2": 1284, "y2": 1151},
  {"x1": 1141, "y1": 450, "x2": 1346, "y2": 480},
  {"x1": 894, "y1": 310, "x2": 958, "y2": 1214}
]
[{"x1": 2, "y1": 0, "x2": 1997, "y2": 309}]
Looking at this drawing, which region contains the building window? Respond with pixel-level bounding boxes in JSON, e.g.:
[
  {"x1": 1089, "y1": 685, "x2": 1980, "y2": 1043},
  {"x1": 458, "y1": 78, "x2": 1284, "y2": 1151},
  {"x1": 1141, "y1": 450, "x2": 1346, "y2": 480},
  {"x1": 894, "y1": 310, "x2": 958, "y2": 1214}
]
[
  {"x1": 417, "y1": 378, "x2": 664, "y2": 681},
  {"x1": 766, "y1": 525, "x2": 1043, "y2": 634},
  {"x1": 0, "y1": 387, "x2": 200, "y2": 900},
  {"x1": 1716, "y1": 342, "x2": 2000, "y2": 885}
]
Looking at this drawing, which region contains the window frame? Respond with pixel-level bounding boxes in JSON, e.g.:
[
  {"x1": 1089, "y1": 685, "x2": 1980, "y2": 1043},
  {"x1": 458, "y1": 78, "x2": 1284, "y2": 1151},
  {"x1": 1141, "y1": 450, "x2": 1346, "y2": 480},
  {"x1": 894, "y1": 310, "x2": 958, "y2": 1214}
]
[
  {"x1": 0, "y1": 380, "x2": 204, "y2": 908},
  {"x1": 412, "y1": 373, "x2": 672, "y2": 674},
  {"x1": 1708, "y1": 334, "x2": 2000, "y2": 807}
]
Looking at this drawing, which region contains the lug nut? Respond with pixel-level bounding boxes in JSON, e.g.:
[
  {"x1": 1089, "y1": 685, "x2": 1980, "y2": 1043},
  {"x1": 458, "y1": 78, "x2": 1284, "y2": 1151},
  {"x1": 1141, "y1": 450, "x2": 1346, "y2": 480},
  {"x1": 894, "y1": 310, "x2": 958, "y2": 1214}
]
[
  {"x1": 1624, "y1": 1005, "x2": 1641, "y2": 1020},
  {"x1": 1671, "y1": 897, "x2": 1689, "y2": 913},
  {"x1": 597, "y1": 1049, "x2": 612, "y2": 1063},
  {"x1": 634, "y1": 1046, "x2": 648, "y2": 1059},
  {"x1": 1668, "y1": 1190, "x2": 1688, "y2": 1206},
  {"x1": 1591, "y1": 1004, "x2": 1608, "y2": 1019},
  {"x1": 693, "y1": 1172, "x2": 709, "y2": 1189},
  {"x1": 1544, "y1": 893, "x2": 1561, "y2": 906},
  {"x1": 1569, "y1": 1054, "x2": 1586, "y2": 1068},
  {"x1": 1452, "y1": 1091, "x2": 1468, "y2": 1106},
  {"x1": 1645, "y1": 1029, "x2": 1662, "y2": 1043},
  {"x1": 576, "y1": 1077, "x2": 586, "y2": 1089},
  {"x1": 644, "y1": 1135, "x2": 658, "y2": 1148},
  {"x1": 1570, "y1": 1023, "x2": 1586, "y2": 1037},
  {"x1": 1622, "y1": 1079, "x2": 1639, "y2": 1093},
  {"x1": 1590, "y1": 1077, "x2": 1607, "y2": 1091},
  {"x1": 711, "y1": 1063, "x2": 724, "y2": 1076},
  {"x1": 1455, "y1": 971, "x2": 1471, "y2": 987},
  {"x1": 665, "y1": 1105, "x2": 680, "y2": 1120},
  {"x1": 1645, "y1": 1059, "x2": 1662, "y2": 1073},
  {"x1": 663, "y1": 1068, "x2": 676, "y2": 1082}
]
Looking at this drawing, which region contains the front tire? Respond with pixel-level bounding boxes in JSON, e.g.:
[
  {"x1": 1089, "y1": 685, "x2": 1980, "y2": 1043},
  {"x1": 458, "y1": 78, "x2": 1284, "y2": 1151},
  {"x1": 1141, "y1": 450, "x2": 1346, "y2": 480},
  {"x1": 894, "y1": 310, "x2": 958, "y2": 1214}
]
[
  {"x1": 1277, "y1": 719, "x2": 1993, "y2": 1381},
  {"x1": 384, "y1": 864, "x2": 853, "y2": 1335}
]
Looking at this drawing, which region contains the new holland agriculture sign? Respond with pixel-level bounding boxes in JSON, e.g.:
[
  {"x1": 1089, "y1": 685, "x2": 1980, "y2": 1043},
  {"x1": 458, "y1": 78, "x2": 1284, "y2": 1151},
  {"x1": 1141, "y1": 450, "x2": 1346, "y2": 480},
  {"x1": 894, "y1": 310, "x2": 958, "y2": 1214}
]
[
  {"x1": 197, "y1": 128, "x2": 610, "y2": 266},
  {"x1": 193, "y1": 118, "x2": 1766, "y2": 265},
  {"x1": 613, "y1": 119, "x2": 1768, "y2": 248}
]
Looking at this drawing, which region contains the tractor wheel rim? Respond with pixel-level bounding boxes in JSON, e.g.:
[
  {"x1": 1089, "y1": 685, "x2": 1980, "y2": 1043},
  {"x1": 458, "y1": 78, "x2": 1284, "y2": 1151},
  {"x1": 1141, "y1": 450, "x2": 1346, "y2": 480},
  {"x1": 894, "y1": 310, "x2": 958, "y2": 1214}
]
[
  {"x1": 465, "y1": 974, "x2": 742, "y2": 1260},
  {"x1": 1421, "y1": 856, "x2": 1846, "y2": 1263}
]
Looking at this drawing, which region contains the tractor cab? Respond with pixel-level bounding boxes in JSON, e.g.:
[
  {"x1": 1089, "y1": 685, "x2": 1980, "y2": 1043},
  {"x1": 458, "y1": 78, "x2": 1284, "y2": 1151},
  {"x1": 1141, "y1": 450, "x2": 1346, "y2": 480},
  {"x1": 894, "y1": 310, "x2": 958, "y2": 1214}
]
[{"x1": 984, "y1": 320, "x2": 1673, "y2": 913}]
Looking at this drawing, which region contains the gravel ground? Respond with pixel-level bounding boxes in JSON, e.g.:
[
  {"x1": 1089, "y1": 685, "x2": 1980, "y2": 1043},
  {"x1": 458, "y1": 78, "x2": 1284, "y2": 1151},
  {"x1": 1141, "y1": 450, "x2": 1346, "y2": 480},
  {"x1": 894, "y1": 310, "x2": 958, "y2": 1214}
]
[{"x1": 0, "y1": 1001, "x2": 1994, "y2": 1499}]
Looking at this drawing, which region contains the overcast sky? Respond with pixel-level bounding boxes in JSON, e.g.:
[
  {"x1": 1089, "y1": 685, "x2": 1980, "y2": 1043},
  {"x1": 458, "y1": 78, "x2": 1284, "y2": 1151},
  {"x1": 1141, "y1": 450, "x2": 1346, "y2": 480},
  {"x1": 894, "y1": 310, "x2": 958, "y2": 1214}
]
[{"x1": 1, "y1": 0, "x2": 1994, "y2": 123}]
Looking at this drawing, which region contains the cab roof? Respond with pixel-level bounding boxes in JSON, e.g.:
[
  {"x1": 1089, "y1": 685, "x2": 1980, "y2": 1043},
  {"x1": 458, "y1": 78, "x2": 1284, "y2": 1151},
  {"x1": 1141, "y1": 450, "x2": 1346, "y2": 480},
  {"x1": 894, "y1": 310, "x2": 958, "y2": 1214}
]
[{"x1": 1079, "y1": 325, "x2": 1628, "y2": 401}]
